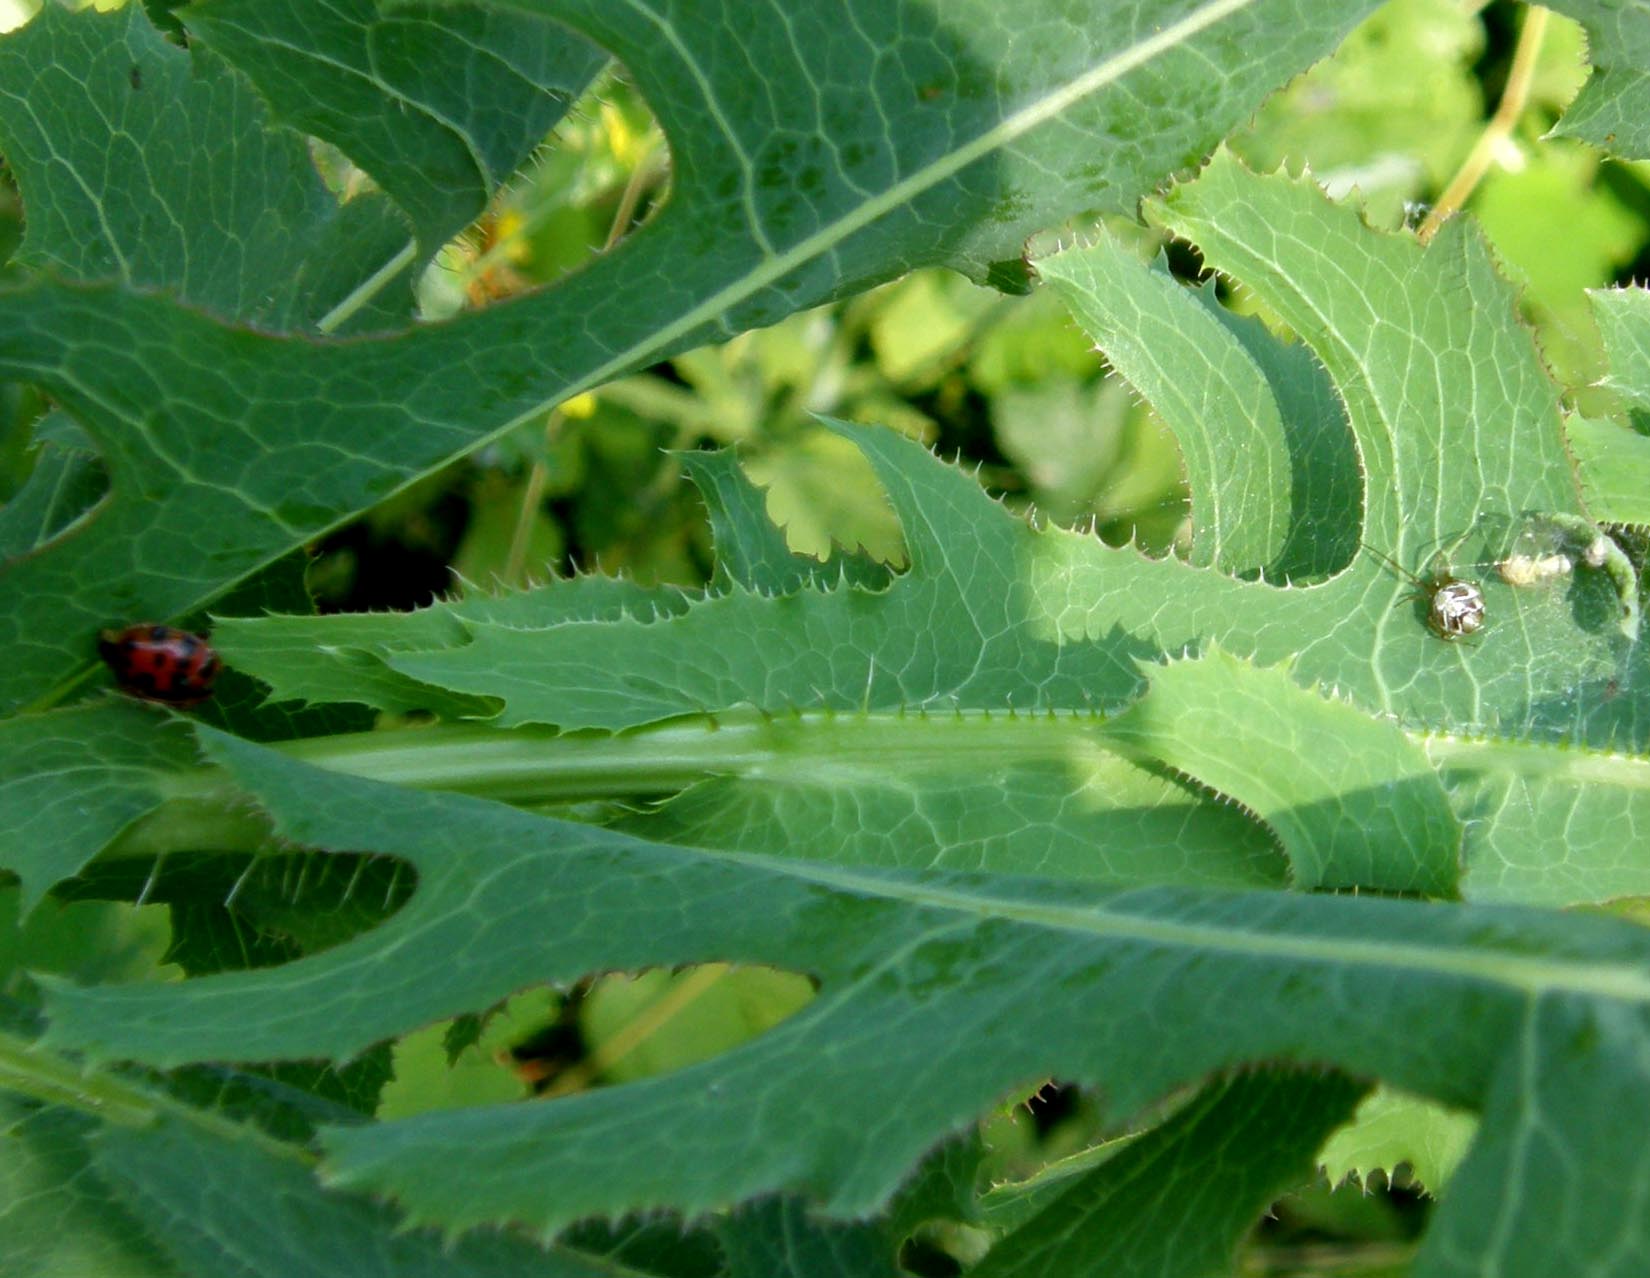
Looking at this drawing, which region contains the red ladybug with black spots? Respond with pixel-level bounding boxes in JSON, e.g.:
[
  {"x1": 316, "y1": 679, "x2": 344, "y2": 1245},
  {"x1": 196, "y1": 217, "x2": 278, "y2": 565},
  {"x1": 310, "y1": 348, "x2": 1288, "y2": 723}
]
[{"x1": 98, "y1": 625, "x2": 221, "y2": 706}]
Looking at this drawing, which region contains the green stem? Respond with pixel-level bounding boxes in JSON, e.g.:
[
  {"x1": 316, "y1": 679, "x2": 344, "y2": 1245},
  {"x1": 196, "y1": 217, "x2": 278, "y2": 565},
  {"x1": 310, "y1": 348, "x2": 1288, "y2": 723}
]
[
  {"x1": 1416, "y1": 6, "x2": 1549, "y2": 245},
  {"x1": 279, "y1": 708, "x2": 1116, "y2": 802},
  {"x1": 315, "y1": 239, "x2": 417, "y2": 335},
  {"x1": 101, "y1": 710, "x2": 1124, "y2": 859},
  {"x1": 93, "y1": 709, "x2": 1650, "y2": 866},
  {"x1": 0, "y1": 1026, "x2": 320, "y2": 1163},
  {"x1": 0, "y1": 1027, "x2": 157, "y2": 1126}
]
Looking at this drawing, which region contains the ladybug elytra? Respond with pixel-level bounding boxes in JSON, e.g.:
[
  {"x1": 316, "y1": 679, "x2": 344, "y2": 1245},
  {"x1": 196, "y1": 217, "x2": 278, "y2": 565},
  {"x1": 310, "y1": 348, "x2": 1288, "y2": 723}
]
[{"x1": 98, "y1": 625, "x2": 221, "y2": 705}]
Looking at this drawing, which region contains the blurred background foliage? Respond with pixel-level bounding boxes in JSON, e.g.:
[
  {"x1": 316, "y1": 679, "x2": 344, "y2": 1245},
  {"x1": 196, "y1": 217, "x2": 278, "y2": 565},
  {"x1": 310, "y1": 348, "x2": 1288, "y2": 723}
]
[{"x1": 3, "y1": 0, "x2": 1649, "y2": 1270}]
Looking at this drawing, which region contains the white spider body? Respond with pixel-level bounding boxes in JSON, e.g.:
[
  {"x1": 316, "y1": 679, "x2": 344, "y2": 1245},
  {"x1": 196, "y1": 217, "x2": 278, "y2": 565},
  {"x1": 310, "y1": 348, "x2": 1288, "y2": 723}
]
[{"x1": 1426, "y1": 577, "x2": 1485, "y2": 640}]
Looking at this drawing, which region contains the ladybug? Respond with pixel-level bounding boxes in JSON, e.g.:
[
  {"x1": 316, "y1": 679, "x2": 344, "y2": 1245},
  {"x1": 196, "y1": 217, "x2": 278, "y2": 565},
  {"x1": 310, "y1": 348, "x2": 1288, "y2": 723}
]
[{"x1": 98, "y1": 625, "x2": 221, "y2": 705}]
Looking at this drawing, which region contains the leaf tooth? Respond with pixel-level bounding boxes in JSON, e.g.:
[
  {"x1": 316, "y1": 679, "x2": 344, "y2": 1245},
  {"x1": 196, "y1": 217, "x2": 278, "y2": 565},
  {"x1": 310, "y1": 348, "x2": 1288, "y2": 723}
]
[{"x1": 1150, "y1": 760, "x2": 1283, "y2": 865}]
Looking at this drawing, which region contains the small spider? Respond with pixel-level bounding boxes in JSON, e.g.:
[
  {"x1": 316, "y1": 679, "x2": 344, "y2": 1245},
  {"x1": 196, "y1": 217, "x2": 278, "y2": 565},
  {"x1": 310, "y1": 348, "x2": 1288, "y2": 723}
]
[{"x1": 1363, "y1": 545, "x2": 1486, "y2": 641}]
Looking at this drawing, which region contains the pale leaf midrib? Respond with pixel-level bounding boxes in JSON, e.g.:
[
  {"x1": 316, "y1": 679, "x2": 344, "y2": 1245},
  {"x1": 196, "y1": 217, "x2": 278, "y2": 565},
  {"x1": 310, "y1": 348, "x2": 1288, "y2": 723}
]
[
  {"x1": 735, "y1": 852, "x2": 1650, "y2": 1004},
  {"x1": 550, "y1": 0, "x2": 1268, "y2": 408}
]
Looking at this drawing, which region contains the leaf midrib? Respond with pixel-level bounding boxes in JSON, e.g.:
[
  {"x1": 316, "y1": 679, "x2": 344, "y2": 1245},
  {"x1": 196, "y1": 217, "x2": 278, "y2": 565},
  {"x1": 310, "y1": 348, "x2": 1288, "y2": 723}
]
[
  {"x1": 744, "y1": 855, "x2": 1650, "y2": 1003},
  {"x1": 542, "y1": 0, "x2": 1270, "y2": 407}
]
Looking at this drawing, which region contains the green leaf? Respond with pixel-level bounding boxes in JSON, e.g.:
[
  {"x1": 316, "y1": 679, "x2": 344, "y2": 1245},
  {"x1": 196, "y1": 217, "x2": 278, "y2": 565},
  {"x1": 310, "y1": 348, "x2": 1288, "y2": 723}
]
[
  {"x1": 970, "y1": 1071, "x2": 1366, "y2": 1278},
  {"x1": 186, "y1": 0, "x2": 606, "y2": 251},
  {"x1": 1099, "y1": 648, "x2": 1459, "y2": 896},
  {"x1": 1319, "y1": 1085, "x2": 1477, "y2": 1196},
  {"x1": 385, "y1": 417, "x2": 1160, "y2": 731},
  {"x1": 33, "y1": 730, "x2": 1650, "y2": 1278},
  {"x1": 1567, "y1": 415, "x2": 1650, "y2": 526},
  {"x1": 0, "y1": 4, "x2": 411, "y2": 330},
  {"x1": 374, "y1": 160, "x2": 1632, "y2": 746},
  {"x1": 8, "y1": 9, "x2": 1650, "y2": 1268},
  {"x1": 712, "y1": 1200, "x2": 901, "y2": 1278},
  {"x1": 0, "y1": 0, "x2": 1390, "y2": 713},
  {"x1": 1088, "y1": 157, "x2": 1644, "y2": 904},
  {"x1": 0, "y1": 701, "x2": 203, "y2": 910},
  {"x1": 373, "y1": 362, "x2": 1641, "y2": 909},
  {"x1": 0, "y1": 413, "x2": 106, "y2": 561},
  {"x1": 1136, "y1": 153, "x2": 1608, "y2": 721},
  {"x1": 1038, "y1": 237, "x2": 1358, "y2": 580},
  {"x1": 92, "y1": 1118, "x2": 630, "y2": 1278},
  {"x1": 0, "y1": 1099, "x2": 177, "y2": 1278},
  {"x1": 11, "y1": 165, "x2": 1648, "y2": 912},
  {"x1": 1545, "y1": 0, "x2": 1650, "y2": 159},
  {"x1": 215, "y1": 573, "x2": 684, "y2": 716},
  {"x1": 381, "y1": 421, "x2": 1295, "y2": 890},
  {"x1": 676, "y1": 448, "x2": 891, "y2": 594},
  {"x1": 1035, "y1": 240, "x2": 1297, "y2": 576},
  {"x1": 1568, "y1": 287, "x2": 1650, "y2": 525}
]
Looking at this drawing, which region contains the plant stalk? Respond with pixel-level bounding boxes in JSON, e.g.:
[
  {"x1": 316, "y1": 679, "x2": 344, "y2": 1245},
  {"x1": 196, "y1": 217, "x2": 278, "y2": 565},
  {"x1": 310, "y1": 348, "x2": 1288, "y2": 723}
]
[{"x1": 1416, "y1": 5, "x2": 1550, "y2": 244}]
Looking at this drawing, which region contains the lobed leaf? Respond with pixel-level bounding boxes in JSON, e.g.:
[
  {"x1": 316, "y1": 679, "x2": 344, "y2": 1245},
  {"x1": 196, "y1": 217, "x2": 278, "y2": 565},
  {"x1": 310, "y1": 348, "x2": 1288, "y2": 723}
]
[
  {"x1": 676, "y1": 448, "x2": 892, "y2": 594},
  {"x1": 1569, "y1": 286, "x2": 1650, "y2": 525},
  {"x1": 1039, "y1": 234, "x2": 1361, "y2": 582},
  {"x1": 7, "y1": 4, "x2": 1650, "y2": 1273},
  {"x1": 1319, "y1": 1085, "x2": 1476, "y2": 1196},
  {"x1": 0, "y1": 1099, "x2": 175, "y2": 1278},
  {"x1": 1034, "y1": 239, "x2": 1299, "y2": 576},
  {"x1": 1545, "y1": 0, "x2": 1650, "y2": 159},
  {"x1": 374, "y1": 410, "x2": 1647, "y2": 905},
  {"x1": 186, "y1": 0, "x2": 606, "y2": 251},
  {"x1": 970, "y1": 1071, "x2": 1366, "y2": 1278},
  {"x1": 92, "y1": 1118, "x2": 628, "y2": 1278},
  {"x1": 0, "y1": 701, "x2": 204, "y2": 909},
  {"x1": 31, "y1": 729, "x2": 1650, "y2": 1278},
  {"x1": 0, "y1": 5, "x2": 411, "y2": 330},
  {"x1": 11, "y1": 153, "x2": 1650, "y2": 911},
  {"x1": 1099, "y1": 647, "x2": 1459, "y2": 895},
  {"x1": 0, "y1": 0, "x2": 1388, "y2": 713}
]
